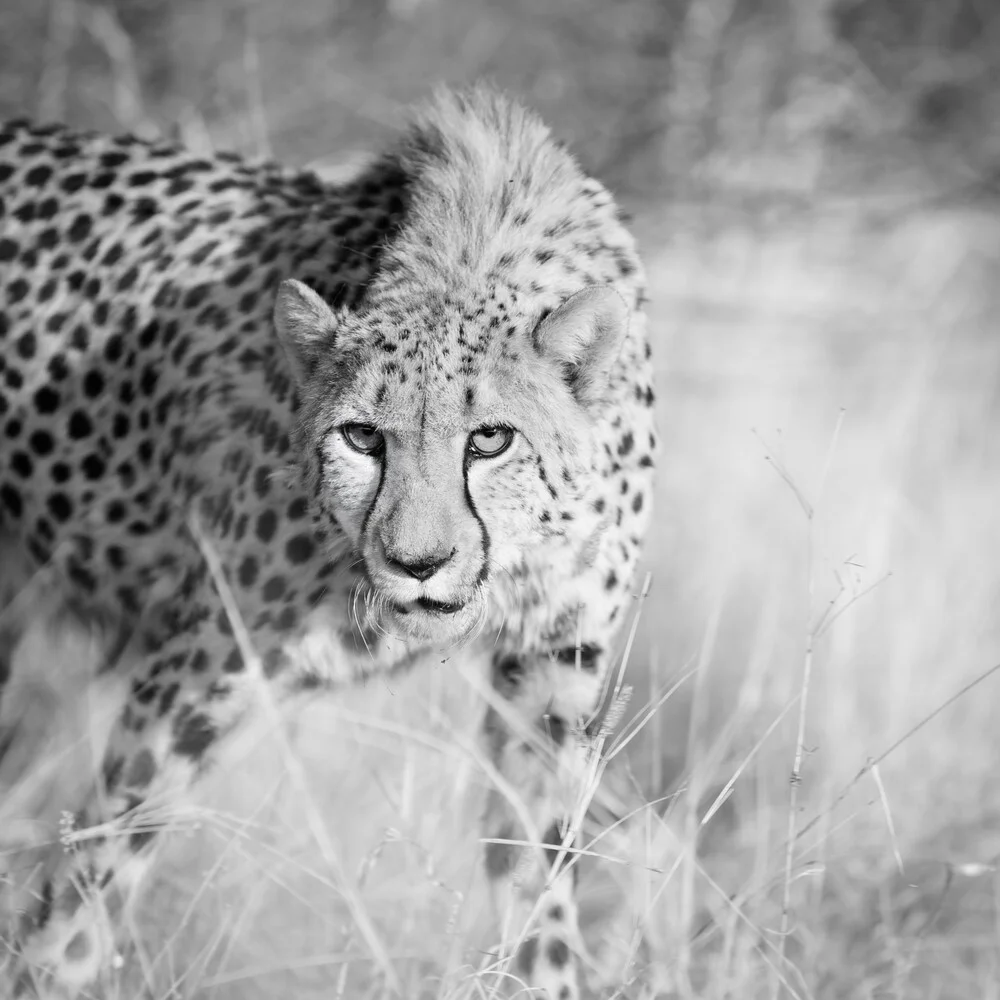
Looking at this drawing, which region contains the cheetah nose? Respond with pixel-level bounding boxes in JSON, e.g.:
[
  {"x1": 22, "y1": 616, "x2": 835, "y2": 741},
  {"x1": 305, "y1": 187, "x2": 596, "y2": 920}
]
[{"x1": 384, "y1": 547, "x2": 456, "y2": 581}]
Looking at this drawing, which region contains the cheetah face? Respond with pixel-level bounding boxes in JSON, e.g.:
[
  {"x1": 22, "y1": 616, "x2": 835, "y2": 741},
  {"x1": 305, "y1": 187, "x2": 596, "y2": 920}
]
[
  {"x1": 315, "y1": 418, "x2": 513, "y2": 642},
  {"x1": 274, "y1": 279, "x2": 629, "y2": 645}
]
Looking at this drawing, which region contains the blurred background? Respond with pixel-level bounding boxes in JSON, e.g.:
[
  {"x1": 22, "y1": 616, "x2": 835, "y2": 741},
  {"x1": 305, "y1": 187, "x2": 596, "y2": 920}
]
[{"x1": 3, "y1": 1, "x2": 1000, "y2": 997}]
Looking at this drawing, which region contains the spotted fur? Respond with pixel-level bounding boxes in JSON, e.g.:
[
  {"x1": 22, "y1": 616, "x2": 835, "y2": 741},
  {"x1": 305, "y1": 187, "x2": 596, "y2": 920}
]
[{"x1": 0, "y1": 86, "x2": 656, "y2": 998}]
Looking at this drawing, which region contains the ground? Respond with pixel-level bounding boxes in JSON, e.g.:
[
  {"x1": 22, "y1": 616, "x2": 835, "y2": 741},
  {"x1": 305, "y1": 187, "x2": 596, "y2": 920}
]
[{"x1": 2, "y1": 1, "x2": 1000, "y2": 998}]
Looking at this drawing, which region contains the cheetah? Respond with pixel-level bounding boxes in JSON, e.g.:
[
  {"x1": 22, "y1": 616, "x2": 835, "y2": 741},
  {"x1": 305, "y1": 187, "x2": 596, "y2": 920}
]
[{"x1": 0, "y1": 85, "x2": 657, "y2": 998}]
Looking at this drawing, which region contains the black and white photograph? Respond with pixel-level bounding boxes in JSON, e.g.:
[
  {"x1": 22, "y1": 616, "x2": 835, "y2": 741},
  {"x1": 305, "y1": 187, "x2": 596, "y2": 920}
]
[{"x1": 1, "y1": 1, "x2": 999, "y2": 997}]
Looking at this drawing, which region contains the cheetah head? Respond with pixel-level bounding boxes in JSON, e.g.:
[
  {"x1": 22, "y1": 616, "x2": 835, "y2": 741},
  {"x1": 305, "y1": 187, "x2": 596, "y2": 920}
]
[{"x1": 274, "y1": 278, "x2": 629, "y2": 645}]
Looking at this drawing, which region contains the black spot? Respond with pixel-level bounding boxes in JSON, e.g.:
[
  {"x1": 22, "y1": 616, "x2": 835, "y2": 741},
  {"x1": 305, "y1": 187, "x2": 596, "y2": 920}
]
[
  {"x1": 11, "y1": 451, "x2": 32, "y2": 477},
  {"x1": 51, "y1": 461, "x2": 70, "y2": 482},
  {"x1": 1, "y1": 484, "x2": 22, "y2": 516},
  {"x1": 158, "y1": 682, "x2": 180, "y2": 716},
  {"x1": 0, "y1": 238, "x2": 17, "y2": 261},
  {"x1": 117, "y1": 265, "x2": 139, "y2": 292},
  {"x1": 15, "y1": 331, "x2": 36, "y2": 359},
  {"x1": 223, "y1": 648, "x2": 244, "y2": 673},
  {"x1": 104, "y1": 333, "x2": 123, "y2": 362},
  {"x1": 553, "y1": 643, "x2": 601, "y2": 670},
  {"x1": 98, "y1": 150, "x2": 129, "y2": 169},
  {"x1": 33, "y1": 386, "x2": 59, "y2": 413},
  {"x1": 189, "y1": 648, "x2": 209, "y2": 673},
  {"x1": 47, "y1": 493, "x2": 72, "y2": 523},
  {"x1": 70, "y1": 325, "x2": 90, "y2": 351},
  {"x1": 632, "y1": 492, "x2": 644, "y2": 514},
  {"x1": 215, "y1": 609, "x2": 232, "y2": 636},
  {"x1": 83, "y1": 370, "x2": 104, "y2": 398},
  {"x1": 29, "y1": 428, "x2": 54, "y2": 455},
  {"x1": 262, "y1": 575, "x2": 286, "y2": 601},
  {"x1": 133, "y1": 196, "x2": 159, "y2": 219},
  {"x1": 285, "y1": 534, "x2": 314, "y2": 564},
  {"x1": 493, "y1": 653, "x2": 524, "y2": 695},
  {"x1": 548, "y1": 904, "x2": 565, "y2": 922},
  {"x1": 225, "y1": 263, "x2": 252, "y2": 287},
  {"x1": 81, "y1": 454, "x2": 106, "y2": 479},
  {"x1": 516, "y1": 936, "x2": 539, "y2": 975},
  {"x1": 24, "y1": 164, "x2": 52, "y2": 187},
  {"x1": 13, "y1": 202, "x2": 35, "y2": 225},
  {"x1": 125, "y1": 748, "x2": 157, "y2": 789},
  {"x1": 67, "y1": 562, "x2": 96, "y2": 590},
  {"x1": 183, "y1": 284, "x2": 210, "y2": 310},
  {"x1": 101, "y1": 243, "x2": 124, "y2": 267},
  {"x1": 68, "y1": 214, "x2": 92, "y2": 242},
  {"x1": 139, "y1": 365, "x2": 158, "y2": 396},
  {"x1": 68, "y1": 410, "x2": 92, "y2": 439},
  {"x1": 255, "y1": 509, "x2": 277, "y2": 542},
  {"x1": 263, "y1": 647, "x2": 287, "y2": 677},
  {"x1": 543, "y1": 713, "x2": 567, "y2": 746},
  {"x1": 253, "y1": 467, "x2": 271, "y2": 498},
  {"x1": 546, "y1": 938, "x2": 570, "y2": 969},
  {"x1": 102, "y1": 753, "x2": 125, "y2": 793},
  {"x1": 287, "y1": 496, "x2": 308, "y2": 520},
  {"x1": 173, "y1": 707, "x2": 216, "y2": 759},
  {"x1": 238, "y1": 556, "x2": 259, "y2": 588},
  {"x1": 275, "y1": 606, "x2": 297, "y2": 631},
  {"x1": 138, "y1": 320, "x2": 159, "y2": 349},
  {"x1": 102, "y1": 192, "x2": 125, "y2": 216}
]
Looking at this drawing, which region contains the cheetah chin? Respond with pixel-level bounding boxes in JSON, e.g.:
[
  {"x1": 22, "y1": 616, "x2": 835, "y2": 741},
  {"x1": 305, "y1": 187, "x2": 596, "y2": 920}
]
[{"x1": 355, "y1": 579, "x2": 490, "y2": 645}]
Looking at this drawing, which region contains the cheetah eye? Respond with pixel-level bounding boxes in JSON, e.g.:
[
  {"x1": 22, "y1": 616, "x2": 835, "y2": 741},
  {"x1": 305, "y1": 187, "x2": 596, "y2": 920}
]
[
  {"x1": 342, "y1": 423, "x2": 385, "y2": 455},
  {"x1": 468, "y1": 425, "x2": 514, "y2": 459}
]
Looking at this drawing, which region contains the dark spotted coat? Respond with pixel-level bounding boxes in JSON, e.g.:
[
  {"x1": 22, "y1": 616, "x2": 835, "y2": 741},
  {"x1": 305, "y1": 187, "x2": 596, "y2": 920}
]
[{"x1": 0, "y1": 87, "x2": 656, "y2": 999}]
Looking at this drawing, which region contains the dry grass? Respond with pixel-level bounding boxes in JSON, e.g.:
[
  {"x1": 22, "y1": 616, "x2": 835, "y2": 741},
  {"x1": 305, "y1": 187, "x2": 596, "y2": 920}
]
[{"x1": 4, "y1": 1, "x2": 1000, "y2": 997}]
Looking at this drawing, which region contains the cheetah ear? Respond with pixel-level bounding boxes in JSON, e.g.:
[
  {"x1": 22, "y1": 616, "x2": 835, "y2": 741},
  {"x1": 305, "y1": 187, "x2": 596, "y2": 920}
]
[
  {"x1": 273, "y1": 279, "x2": 342, "y2": 383},
  {"x1": 532, "y1": 285, "x2": 630, "y2": 407}
]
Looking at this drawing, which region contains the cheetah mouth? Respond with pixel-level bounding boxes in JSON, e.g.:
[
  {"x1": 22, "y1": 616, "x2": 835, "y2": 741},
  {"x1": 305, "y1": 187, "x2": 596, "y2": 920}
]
[
  {"x1": 365, "y1": 580, "x2": 486, "y2": 642},
  {"x1": 394, "y1": 597, "x2": 466, "y2": 616}
]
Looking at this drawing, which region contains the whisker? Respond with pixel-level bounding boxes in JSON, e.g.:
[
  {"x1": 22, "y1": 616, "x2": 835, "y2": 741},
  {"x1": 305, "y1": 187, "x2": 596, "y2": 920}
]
[
  {"x1": 363, "y1": 587, "x2": 381, "y2": 637},
  {"x1": 468, "y1": 582, "x2": 491, "y2": 645},
  {"x1": 349, "y1": 579, "x2": 374, "y2": 659},
  {"x1": 496, "y1": 565, "x2": 525, "y2": 640}
]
